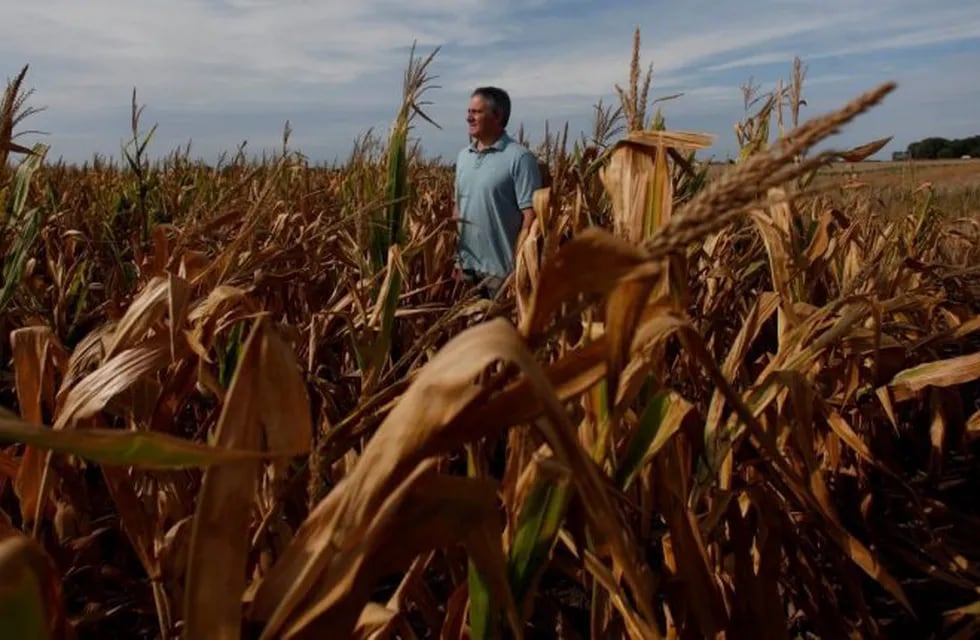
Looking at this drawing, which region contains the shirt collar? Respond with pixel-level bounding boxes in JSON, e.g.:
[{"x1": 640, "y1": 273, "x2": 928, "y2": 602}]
[{"x1": 469, "y1": 132, "x2": 510, "y2": 152}]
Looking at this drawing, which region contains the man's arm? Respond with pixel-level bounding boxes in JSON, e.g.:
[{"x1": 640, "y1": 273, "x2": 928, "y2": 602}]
[
  {"x1": 521, "y1": 207, "x2": 534, "y2": 230},
  {"x1": 512, "y1": 151, "x2": 542, "y2": 256},
  {"x1": 514, "y1": 206, "x2": 535, "y2": 254}
]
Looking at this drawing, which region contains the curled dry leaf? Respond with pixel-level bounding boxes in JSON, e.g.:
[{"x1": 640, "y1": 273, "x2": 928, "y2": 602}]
[
  {"x1": 104, "y1": 274, "x2": 190, "y2": 359},
  {"x1": 251, "y1": 318, "x2": 658, "y2": 638},
  {"x1": 183, "y1": 316, "x2": 312, "y2": 640},
  {"x1": 10, "y1": 325, "x2": 68, "y2": 525},
  {"x1": 351, "y1": 602, "x2": 398, "y2": 639},
  {"x1": 279, "y1": 468, "x2": 514, "y2": 639},
  {"x1": 520, "y1": 227, "x2": 660, "y2": 339},
  {"x1": 54, "y1": 335, "x2": 178, "y2": 430},
  {"x1": 834, "y1": 136, "x2": 893, "y2": 163},
  {"x1": 888, "y1": 351, "x2": 980, "y2": 402}
]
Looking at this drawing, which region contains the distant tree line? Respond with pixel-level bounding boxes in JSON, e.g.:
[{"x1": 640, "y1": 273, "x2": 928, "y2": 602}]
[{"x1": 905, "y1": 135, "x2": 980, "y2": 159}]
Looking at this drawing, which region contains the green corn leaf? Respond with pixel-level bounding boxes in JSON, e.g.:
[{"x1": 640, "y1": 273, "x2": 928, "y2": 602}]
[
  {"x1": 0, "y1": 205, "x2": 40, "y2": 313},
  {"x1": 0, "y1": 537, "x2": 54, "y2": 640},
  {"x1": 0, "y1": 144, "x2": 47, "y2": 313},
  {"x1": 0, "y1": 408, "x2": 301, "y2": 469},
  {"x1": 384, "y1": 124, "x2": 408, "y2": 258},
  {"x1": 3, "y1": 143, "x2": 46, "y2": 227},
  {"x1": 506, "y1": 457, "x2": 572, "y2": 614},
  {"x1": 466, "y1": 447, "x2": 499, "y2": 640},
  {"x1": 614, "y1": 390, "x2": 692, "y2": 490},
  {"x1": 361, "y1": 42, "x2": 440, "y2": 388},
  {"x1": 468, "y1": 556, "x2": 497, "y2": 640}
]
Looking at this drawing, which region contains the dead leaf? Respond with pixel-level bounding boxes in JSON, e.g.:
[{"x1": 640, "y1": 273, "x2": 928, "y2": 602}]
[{"x1": 183, "y1": 316, "x2": 312, "y2": 640}]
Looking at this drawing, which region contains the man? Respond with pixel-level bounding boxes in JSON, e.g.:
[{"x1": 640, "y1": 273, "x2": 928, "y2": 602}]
[{"x1": 453, "y1": 86, "x2": 541, "y2": 298}]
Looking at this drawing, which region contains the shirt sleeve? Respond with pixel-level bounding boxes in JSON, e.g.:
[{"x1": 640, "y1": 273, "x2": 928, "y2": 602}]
[{"x1": 512, "y1": 151, "x2": 542, "y2": 210}]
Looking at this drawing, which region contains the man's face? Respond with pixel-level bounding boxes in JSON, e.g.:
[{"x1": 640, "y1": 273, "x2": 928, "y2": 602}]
[{"x1": 467, "y1": 95, "x2": 502, "y2": 140}]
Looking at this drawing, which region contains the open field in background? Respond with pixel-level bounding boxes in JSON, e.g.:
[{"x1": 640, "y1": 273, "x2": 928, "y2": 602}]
[
  {"x1": 809, "y1": 159, "x2": 980, "y2": 221},
  {"x1": 719, "y1": 158, "x2": 980, "y2": 186},
  {"x1": 707, "y1": 158, "x2": 980, "y2": 220},
  {"x1": 817, "y1": 158, "x2": 980, "y2": 177},
  {"x1": 3, "y1": 41, "x2": 980, "y2": 640}
]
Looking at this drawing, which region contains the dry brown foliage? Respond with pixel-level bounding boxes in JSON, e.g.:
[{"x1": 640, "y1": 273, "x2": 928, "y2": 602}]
[{"x1": 3, "y1": 42, "x2": 980, "y2": 640}]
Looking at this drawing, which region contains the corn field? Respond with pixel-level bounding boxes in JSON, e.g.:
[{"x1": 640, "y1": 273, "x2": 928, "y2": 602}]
[{"x1": 3, "y1": 38, "x2": 980, "y2": 640}]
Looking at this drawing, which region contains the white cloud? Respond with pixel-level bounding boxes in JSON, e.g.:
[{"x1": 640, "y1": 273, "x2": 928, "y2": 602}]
[
  {"x1": 706, "y1": 52, "x2": 798, "y2": 73},
  {"x1": 706, "y1": 10, "x2": 980, "y2": 73},
  {"x1": 2, "y1": 0, "x2": 979, "y2": 162},
  {"x1": 451, "y1": 6, "x2": 862, "y2": 99},
  {"x1": 4, "y1": 0, "x2": 502, "y2": 113}
]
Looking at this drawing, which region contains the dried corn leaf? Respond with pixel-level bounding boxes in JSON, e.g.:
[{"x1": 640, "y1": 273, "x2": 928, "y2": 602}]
[
  {"x1": 617, "y1": 130, "x2": 714, "y2": 152},
  {"x1": 605, "y1": 277, "x2": 658, "y2": 406},
  {"x1": 0, "y1": 450, "x2": 18, "y2": 480},
  {"x1": 105, "y1": 275, "x2": 189, "y2": 359},
  {"x1": 602, "y1": 145, "x2": 657, "y2": 244},
  {"x1": 682, "y1": 321, "x2": 914, "y2": 614},
  {"x1": 352, "y1": 603, "x2": 398, "y2": 639},
  {"x1": 834, "y1": 136, "x2": 892, "y2": 163},
  {"x1": 0, "y1": 139, "x2": 35, "y2": 155},
  {"x1": 889, "y1": 351, "x2": 980, "y2": 402},
  {"x1": 252, "y1": 318, "x2": 657, "y2": 636},
  {"x1": 521, "y1": 227, "x2": 659, "y2": 338},
  {"x1": 655, "y1": 436, "x2": 729, "y2": 635},
  {"x1": 183, "y1": 316, "x2": 312, "y2": 640},
  {"x1": 270, "y1": 467, "x2": 516, "y2": 639},
  {"x1": 750, "y1": 208, "x2": 799, "y2": 331},
  {"x1": 54, "y1": 335, "x2": 177, "y2": 430},
  {"x1": 102, "y1": 464, "x2": 160, "y2": 580},
  {"x1": 10, "y1": 326, "x2": 67, "y2": 525},
  {"x1": 818, "y1": 400, "x2": 875, "y2": 464}
]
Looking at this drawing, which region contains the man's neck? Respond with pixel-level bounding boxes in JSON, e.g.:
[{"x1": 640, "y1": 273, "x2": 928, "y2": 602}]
[{"x1": 474, "y1": 130, "x2": 505, "y2": 150}]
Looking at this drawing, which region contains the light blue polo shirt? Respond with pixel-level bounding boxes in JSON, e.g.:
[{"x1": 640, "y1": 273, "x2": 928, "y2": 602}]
[{"x1": 454, "y1": 132, "x2": 541, "y2": 278}]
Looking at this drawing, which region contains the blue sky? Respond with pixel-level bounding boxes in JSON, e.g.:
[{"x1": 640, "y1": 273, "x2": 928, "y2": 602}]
[{"x1": 3, "y1": 0, "x2": 980, "y2": 165}]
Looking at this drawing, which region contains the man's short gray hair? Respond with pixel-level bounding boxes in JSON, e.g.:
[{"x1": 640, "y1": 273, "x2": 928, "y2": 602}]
[{"x1": 472, "y1": 86, "x2": 511, "y2": 128}]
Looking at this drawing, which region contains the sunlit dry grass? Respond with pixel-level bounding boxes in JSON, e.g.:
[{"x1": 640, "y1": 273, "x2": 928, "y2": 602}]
[{"x1": 3, "y1": 38, "x2": 980, "y2": 640}]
